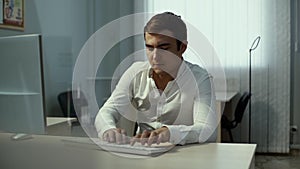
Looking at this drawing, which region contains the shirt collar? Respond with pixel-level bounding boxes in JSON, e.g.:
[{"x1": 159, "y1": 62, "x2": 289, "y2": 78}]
[{"x1": 148, "y1": 67, "x2": 154, "y2": 78}]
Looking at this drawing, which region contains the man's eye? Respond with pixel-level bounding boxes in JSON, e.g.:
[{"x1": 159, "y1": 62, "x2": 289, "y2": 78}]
[
  {"x1": 147, "y1": 47, "x2": 154, "y2": 51},
  {"x1": 160, "y1": 48, "x2": 169, "y2": 51}
]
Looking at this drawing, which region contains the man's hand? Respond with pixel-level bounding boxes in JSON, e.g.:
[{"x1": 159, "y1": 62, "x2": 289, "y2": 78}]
[
  {"x1": 103, "y1": 128, "x2": 129, "y2": 144},
  {"x1": 130, "y1": 127, "x2": 170, "y2": 146}
]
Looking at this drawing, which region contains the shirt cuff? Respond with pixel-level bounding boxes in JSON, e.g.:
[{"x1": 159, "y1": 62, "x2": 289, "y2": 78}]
[{"x1": 163, "y1": 125, "x2": 186, "y2": 145}]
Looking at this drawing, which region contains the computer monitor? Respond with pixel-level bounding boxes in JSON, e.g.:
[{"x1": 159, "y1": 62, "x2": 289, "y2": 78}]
[{"x1": 0, "y1": 34, "x2": 46, "y2": 134}]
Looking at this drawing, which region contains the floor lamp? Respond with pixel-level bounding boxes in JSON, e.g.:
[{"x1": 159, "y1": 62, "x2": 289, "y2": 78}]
[{"x1": 249, "y1": 36, "x2": 261, "y2": 143}]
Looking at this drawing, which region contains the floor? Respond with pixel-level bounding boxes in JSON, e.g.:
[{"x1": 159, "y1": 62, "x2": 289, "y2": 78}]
[{"x1": 255, "y1": 149, "x2": 300, "y2": 169}]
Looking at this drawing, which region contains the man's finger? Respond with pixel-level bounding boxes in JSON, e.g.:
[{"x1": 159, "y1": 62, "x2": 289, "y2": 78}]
[
  {"x1": 147, "y1": 131, "x2": 158, "y2": 146},
  {"x1": 115, "y1": 130, "x2": 122, "y2": 144},
  {"x1": 103, "y1": 132, "x2": 109, "y2": 141},
  {"x1": 121, "y1": 129, "x2": 128, "y2": 144},
  {"x1": 108, "y1": 130, "x2": 116, "y2": 143},
  {"x1": 140, "y1": 130, "x2": 150, "y2": 145},
  {"x1": 157, "y1": 133, "x2": 163, "y2": 145},
  {"x1": 130, "y1": 134, "x2": 141, "y2": 146}
]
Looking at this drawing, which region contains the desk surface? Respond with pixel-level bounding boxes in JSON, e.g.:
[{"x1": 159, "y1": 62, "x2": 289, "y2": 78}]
[{"x1": 0, "y1": 133, "x2": 256, "y2": 169}]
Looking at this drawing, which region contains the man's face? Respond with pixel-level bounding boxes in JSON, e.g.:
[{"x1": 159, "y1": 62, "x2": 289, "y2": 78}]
[{"x1": 145, "y1": 31, "x2": 186, "y2": 77}]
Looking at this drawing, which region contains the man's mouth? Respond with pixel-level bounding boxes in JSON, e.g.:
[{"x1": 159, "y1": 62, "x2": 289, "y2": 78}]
[{"x1": 152, "y1": 63, "x2": 163, "y2": 67}]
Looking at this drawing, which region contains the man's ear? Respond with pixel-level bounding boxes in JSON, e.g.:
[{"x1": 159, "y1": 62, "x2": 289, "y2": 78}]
[{"x1": 180, "y1": 40, "x2": 188, "y2": 54}]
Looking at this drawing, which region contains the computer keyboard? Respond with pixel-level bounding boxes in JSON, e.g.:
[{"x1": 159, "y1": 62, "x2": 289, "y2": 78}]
[
  {"x1": 94, "y1": 140, "x2": 174, "y2": 156},
  {"x1": 62, "y1": 137, "x2": 174, "y2": 156}
]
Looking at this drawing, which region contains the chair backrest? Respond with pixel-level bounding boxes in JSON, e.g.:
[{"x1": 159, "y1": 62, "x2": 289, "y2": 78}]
[
  {"x1": 234, "y1": 92, "x2": 251, "y2": 124},
  {"x1": 57, "y1": 91, "x2": 77, "y2": 118},
  {"x1": 57, "y1": 91, "x2": 87, "y2": 117}
]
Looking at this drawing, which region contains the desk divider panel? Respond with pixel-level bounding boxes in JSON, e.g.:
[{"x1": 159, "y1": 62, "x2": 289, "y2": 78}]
[{"x1": 0, "y1": 34, "x2": 45, "y2": 134}]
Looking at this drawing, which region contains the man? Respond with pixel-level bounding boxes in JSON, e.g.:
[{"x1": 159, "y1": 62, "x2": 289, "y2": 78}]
[{"x1": 95, "y1": 12, "x2": 216, "y2": 146}]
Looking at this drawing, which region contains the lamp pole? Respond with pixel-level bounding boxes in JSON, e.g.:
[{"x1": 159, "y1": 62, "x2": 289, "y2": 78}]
[{"x1": 248, "y1": 36, "x2": 261, "y2": 143}]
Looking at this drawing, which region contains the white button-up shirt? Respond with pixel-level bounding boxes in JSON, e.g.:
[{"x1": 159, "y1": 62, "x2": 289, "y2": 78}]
[{"x1": 95, "y1": 60, "x2": 217, "y2": 145}]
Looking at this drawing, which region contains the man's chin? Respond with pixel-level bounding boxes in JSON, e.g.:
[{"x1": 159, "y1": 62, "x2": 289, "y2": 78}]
[{"x1": 152, "y1": 68, "x2": 164, "y2": 74}]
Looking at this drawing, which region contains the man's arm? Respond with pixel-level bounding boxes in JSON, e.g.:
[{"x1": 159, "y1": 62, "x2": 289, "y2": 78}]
[
  {"x1": 94, "y1": 62, "x2": 146, "y2": 142},
  {"x1": 164, "y1": 68, "x2": 217, "y2": 145}
]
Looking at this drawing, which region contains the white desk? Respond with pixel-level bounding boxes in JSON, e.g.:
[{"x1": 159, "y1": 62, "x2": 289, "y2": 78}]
[
  {"x1": 0, "y1": 133, "x2": 256, "y2": 169},
  {"x1": 216, "y1": 91, "x2": 238, "y2": 142}
]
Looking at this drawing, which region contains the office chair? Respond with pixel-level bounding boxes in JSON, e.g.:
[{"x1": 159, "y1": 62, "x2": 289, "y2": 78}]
[
  {"x1": 57, "y1": 90, "x2": 87, "y2": 126},
  {"x1": 221, "y1": 92, "x2": 251, "y2": 142}
]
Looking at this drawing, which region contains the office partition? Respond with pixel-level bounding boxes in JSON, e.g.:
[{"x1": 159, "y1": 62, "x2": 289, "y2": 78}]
[{"x1": 0, "y1": 34, "x2": 46, "y2": 134}]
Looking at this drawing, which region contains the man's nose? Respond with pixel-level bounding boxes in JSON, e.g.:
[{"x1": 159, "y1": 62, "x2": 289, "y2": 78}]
[{"x1": 153, "y1": 48, "x2": 160, "y2": 60}]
